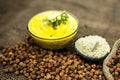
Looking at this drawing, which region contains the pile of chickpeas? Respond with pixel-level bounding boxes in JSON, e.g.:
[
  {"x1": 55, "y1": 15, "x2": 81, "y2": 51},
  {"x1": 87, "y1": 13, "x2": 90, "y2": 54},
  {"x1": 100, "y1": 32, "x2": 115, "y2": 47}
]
[
  {"x1": 107, "y1": 47, "x2": 120, "y2": 80},
  {"x1": 0, "y1": 37, "x2": 106, "y2": 80}
]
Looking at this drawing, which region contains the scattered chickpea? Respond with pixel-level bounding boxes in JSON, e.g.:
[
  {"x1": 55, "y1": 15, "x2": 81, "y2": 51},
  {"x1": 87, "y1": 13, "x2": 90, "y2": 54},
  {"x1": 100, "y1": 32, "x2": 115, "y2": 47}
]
[
  {"x1": 0, "y1": 36, "x2": 106, "y2": 80},
  {"x1": 14, "y1": 71, "x2": 19, "y2": 75},
  {"x1": 2, "y1": 61, "x2": 7, "y2": 66},
  {"x1": 46, "y1": 73, "x2": 51, "y2": 79},
  {"x1": 3, "y1": 68, "x2": 9, "y2": 73},
  {"x1": 107, "y1": 46, "x2": 120, "y2": 80},
  {"x1": 15, "y1": 59, "x2": 20, "y2": 63}
]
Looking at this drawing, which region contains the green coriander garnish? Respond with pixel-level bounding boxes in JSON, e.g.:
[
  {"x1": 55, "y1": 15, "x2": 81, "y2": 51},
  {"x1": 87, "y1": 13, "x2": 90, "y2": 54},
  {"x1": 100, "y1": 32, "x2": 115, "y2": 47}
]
[{"x1": 43, "y1": 11, "x2": 69, "y2": 29}]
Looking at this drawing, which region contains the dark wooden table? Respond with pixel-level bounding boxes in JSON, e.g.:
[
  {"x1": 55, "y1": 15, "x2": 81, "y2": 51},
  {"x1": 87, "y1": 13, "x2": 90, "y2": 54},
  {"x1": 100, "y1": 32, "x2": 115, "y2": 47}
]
[{"x1": 0, "y1": 0, "x2": 120, "y2": 79}]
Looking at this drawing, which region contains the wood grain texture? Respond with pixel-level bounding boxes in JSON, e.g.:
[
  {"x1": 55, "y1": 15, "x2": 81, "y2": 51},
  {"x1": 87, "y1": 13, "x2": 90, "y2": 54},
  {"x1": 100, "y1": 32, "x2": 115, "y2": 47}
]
[{"x1": 0, "y1": 0, "x2": 120, "y2": 79}]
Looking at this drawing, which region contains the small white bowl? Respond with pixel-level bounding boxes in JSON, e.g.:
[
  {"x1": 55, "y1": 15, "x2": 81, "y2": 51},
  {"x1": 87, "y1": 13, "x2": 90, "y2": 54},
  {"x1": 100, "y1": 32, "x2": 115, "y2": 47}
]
[{"x1": 75, "y1": 35, "x2": 111, "y2": 61}]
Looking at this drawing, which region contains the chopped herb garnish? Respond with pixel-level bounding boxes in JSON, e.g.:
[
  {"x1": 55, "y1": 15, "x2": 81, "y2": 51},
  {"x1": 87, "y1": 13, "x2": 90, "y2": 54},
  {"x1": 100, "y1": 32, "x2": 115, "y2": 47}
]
[{"x1": 43, "y1": 11, "x2": 69, "y2": 29}]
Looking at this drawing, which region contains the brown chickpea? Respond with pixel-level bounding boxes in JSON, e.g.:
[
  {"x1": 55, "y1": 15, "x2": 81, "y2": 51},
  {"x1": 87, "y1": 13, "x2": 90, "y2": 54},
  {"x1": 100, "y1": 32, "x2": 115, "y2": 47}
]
[{"x1": 0, "y1": 36, "x2": 106, "y2": 80}]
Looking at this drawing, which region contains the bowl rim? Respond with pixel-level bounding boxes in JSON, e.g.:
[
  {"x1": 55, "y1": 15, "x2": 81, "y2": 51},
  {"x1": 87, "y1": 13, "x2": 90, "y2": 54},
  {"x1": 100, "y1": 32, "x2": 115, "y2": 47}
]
[{"x1": 27, "y1": 10, "x2": 79, "y2": 40}]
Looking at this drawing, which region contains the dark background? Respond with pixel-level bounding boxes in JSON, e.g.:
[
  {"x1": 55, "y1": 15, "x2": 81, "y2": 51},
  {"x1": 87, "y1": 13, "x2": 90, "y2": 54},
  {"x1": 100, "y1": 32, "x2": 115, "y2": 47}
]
[
  {"x1": 0, "y1": 0, "x2": 120, "y2": 79},
  {"x1": 0, "y1": 0, "x2": 120, "y2": 47}
]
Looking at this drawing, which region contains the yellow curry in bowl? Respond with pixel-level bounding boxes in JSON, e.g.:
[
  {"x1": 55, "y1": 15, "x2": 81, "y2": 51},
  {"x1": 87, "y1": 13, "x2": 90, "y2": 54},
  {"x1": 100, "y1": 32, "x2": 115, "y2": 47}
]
[{"x1": 28, "y1": 10, "x2": 79, "y2": 50}]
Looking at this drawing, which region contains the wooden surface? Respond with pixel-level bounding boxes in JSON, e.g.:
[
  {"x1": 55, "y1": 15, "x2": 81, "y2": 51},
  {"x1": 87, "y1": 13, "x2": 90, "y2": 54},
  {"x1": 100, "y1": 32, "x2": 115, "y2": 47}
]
[
  {"x1": 0, "y1": 0, "x2": 120, "y2": 79},
  {"x1": 0, "y1": 0, "x2": 120, "y2": 47}
]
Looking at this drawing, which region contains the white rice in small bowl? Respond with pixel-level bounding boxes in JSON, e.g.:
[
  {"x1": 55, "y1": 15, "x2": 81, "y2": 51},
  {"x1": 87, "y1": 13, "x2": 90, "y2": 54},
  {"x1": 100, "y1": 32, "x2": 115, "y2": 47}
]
[{"x1": 75, "y1": 35, "x2": 111, "y2": 61}]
